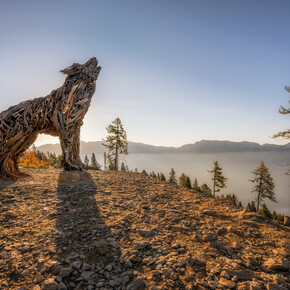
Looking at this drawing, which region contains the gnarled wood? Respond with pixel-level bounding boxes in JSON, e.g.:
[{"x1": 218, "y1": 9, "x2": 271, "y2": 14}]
[{"x1": 0, "y1": 57, "x2": 101, "y2": 180}]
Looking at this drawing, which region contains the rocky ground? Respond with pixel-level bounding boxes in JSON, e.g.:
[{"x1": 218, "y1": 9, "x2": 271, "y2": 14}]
[{"x1": 0, "y1": 169, "x2": 289, "y2": 290}]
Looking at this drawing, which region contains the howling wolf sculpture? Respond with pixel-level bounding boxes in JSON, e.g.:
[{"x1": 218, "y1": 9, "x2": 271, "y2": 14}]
[{"x1": 0, "y1": 57, "x2": 101, "y2": 180}]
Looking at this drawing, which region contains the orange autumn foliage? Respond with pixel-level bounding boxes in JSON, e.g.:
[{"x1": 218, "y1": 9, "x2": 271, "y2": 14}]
[{"x1": 19, "y1": 152, "x2": 49, "y2": 169}]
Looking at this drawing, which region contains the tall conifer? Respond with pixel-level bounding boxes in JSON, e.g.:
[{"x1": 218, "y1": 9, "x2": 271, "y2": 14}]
[
  {"x1": 169, "y1": 168, "x2": 177, "y2": 184},
  {"x1": 102, "y1": 117, "x2": 128, "y2": 171},
  {"x1": 84, "y1": 155, "x2": 89, "y2": 168},
  {"x1": 250, "y1": 162, "x2": 276, "y2": 212},
  {"x1": 208, "y1": 161, "x2": 227, "y2": 197}
]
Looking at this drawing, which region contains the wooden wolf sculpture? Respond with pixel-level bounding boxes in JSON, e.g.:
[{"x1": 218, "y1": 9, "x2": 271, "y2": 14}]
[{"x1": 0, "y1": 57, "x2": 101, "y2": 180}]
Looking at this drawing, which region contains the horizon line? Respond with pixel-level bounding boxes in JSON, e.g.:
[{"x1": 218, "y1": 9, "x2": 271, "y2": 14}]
[{"x1": 35, "y1": 138, "x2": 289, "y2": 148}]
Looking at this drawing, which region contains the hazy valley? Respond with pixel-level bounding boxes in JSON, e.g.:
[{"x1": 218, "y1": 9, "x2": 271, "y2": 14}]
[{"x1": 37, "y1": 140, "x2": 290, "y2": 215}]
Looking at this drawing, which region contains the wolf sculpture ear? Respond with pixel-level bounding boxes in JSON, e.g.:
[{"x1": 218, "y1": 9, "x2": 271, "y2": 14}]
[
  {"x1": 85, "y1": 57, "x2": 98, "y2": 67},
  {"x1": 60, "y1": 63, "x2": 81, "y2": 76}
]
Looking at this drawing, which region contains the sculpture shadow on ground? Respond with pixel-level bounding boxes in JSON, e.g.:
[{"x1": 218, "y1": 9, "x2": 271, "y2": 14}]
[
  {"x1": 0, "y1": 180, "x2": 14, "y2": 191},
  {"x1": 55, "y1": 172, "x2": 130, "y2": 289}
]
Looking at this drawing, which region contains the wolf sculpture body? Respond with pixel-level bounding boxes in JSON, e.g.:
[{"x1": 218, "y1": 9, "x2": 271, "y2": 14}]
[{"x1": 0, "y1": 57, "x2": 101, "y2": 180}]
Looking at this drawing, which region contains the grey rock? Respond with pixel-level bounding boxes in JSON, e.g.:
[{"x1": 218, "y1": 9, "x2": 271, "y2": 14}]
[
  {"x1": 105, "y1": 264, "x2": 113, "y2": 272},
  {"x1": 58, "y1": 268, "x2": 73, "y2": 278},
  {"x1": 57, "y1": 282, "x2": 67, "y2": 290},
  {"x1": 109, "y1": 279, "x2": 121, "y2": 287},
  {"x1": 41, "y1": 278, "x2": 58, "y2": 290},
  {"x1": 71, "y1": 261, "x2": 82, "y2": 269},
  {"x1": 236, "y1": 270, "x2": 255, "y2": 280},
  {"x1": 267, "y1": 282, "x2": 287, "y2": 290},
  {"x1": 129, "y1": 255, "x2": 142, "y2": 263},
  {"x1": 186, "y1": 257, "x2": 205, "y2": 266},
  {"x1": 134, "y1": 241, "x2": 150, "y2": 250},
  {"x1": 81, "y1": 263, "x2": 90, "y2": 271},
  {"x1": 125, "y1": 260, "x2": 133, "y2": 268},
  {"x1": 81, "y1": 271, "x2": 93, "y2": 280},
  {"x1": 138, "y1": 229, "x2": 155, "y2": 237},
  {"x1": 126, "y1": 278, "x2": 147, "y2": 290}
]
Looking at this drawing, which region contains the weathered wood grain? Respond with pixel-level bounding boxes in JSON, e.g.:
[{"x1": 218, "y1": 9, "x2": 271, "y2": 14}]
[{"x1": 0, "y1": 57, "x2": 101, "y2": 180}]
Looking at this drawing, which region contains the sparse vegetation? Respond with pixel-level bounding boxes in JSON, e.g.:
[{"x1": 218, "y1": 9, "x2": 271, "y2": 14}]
[
  {"x1": 121, "y1": 162, "x2": 126, "y2": 172},
  {"x1": 84, "y1": 155, "x2": 89, "y2": 168},
  {"x1": 90, "y1": 153, "x2": 101, "y2": 170},
  {"x1": 200, "y1": 183, "x2": 212, "y2": 197},
  {"x1": 19, "y1": 147, "x2": 62, "y2": 169},
  {"x1": 259, "y1": 203, "x2": 272, "y2": 219},
  {"x1": 208, "y1": 161, "x2": 227, "y2": 197},
  {"x1": 250, "y1": 162, "x2": 276, "y2": 212},
  {"x1": 179, "y1": 173, "x2": 191, "y2": 189},
  {"x1": 247, "y1": 201, "x2": 256, "y2": 212},
  {"x1": 168, "y1": 168, "x2": 177, "y2": 184},
  {"x1": 19, "y1": 151, "x2": 50, "y2": 169},
  {"x1": 102, "y1": 117, "x2": 128, "y2": 171},
  {"x1": 192, "y1": 178, "x2": 200, "y2": 192},
  {"x1": 219, "y1": 193, "x2": 242, "y2": 207}
]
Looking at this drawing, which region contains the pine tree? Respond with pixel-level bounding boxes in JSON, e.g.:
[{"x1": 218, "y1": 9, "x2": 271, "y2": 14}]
[
  {"x1": 90, "y1": 153, "x2": 101, "y2": 170},
  {"x1": 250, "y1": 162, "x2": 276, "y2": 212},
  {"x1": 142, "y1": 169, "x2": 148, "y2": 176},
  {"x1": 179, "y1": 173, "x2": 187, "y2": 187},
  {"x1": 121, "y1": 162, "x2": 126, "y2": 172},
  {"x1": 200, "y1": 183, "x2": 212, "y2": 197},
  {"x1": 102, "y1": 117, "x2": 128, "y2": 171},
  {"x1": 169, "y1": 168, "x2": 177, "y2": 184},
  {"x1": 225, "y1": 194, "x2": 237, "y2": 206},
  {"x1": 249, "y1": 201, "x2": 256, "y2": 212},
  {"x1": 259, "y1": 203, "x2": 272, "y2": 219},
  {"x1": 179, "y1": 173, "x2": 191, "y2": 189},
  {"x1": 84, "y1": 155, "x2": 89, "y2": 168},
  {"x1": 208, "y1": 161, "x2": 227, "y2": 198},
  {"x1": 160, "y1": 173, "x2": 166, "y2": 181},
  {"x1": 238, "y1": 201, "x2": 242, "y2": 207},
  {"x1": 192, "y1": 178, "x2": 200, "y2": 191},
  {"x1": 277, "y1": 213, "x2": 284, "y2": 221},
  {"x1": 103, "y1": 152, "x2": 107, "y2": 171},
  {"x1": 135, "y1": 168, "x2": 138, "y2": 173},
  {"x1": 186, "y1": 176, "x2": 192, "y2": 189}
]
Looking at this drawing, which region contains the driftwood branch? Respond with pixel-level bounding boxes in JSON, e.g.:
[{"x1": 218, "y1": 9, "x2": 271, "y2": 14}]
[{"x1": 0, "y1": 57, "x2": 101, "y2": 180}]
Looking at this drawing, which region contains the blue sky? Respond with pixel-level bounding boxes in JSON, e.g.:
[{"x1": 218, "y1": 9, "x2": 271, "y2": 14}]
[{"x1": 0, "y1": 0, "x2": 289, "y2": 146}]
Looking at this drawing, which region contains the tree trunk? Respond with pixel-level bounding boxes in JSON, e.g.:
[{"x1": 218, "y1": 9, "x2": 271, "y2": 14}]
[
  {"x1": 114, "y1": 142, "x2": 118, "y2": 171},
  {"x1": 256, "y1": 179, "x2": 263, "y2": 212}
]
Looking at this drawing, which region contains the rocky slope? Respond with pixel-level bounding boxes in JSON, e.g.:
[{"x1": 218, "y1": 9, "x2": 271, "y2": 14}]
[{"x1": 0, "y1": 169, "x2": 289, "y2": 290}]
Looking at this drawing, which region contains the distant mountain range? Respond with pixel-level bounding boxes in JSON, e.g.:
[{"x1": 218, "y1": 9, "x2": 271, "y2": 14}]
[{"x1": 36, "y1": 140, "x2": 290, "y2": 155}]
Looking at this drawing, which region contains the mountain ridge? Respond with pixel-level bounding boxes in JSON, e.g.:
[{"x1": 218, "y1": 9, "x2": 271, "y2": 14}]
[{"x1": 36, "y1": 139, "x2": 290, "y2": 155}]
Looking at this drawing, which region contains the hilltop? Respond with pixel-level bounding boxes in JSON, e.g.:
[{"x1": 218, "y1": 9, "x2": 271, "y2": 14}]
[
  {"x1": 36, "y1": 140, "x2": 290, "y2": 156},
  {"x1": 0, "y1": 169, "x2": 289, "y2": 289}
]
